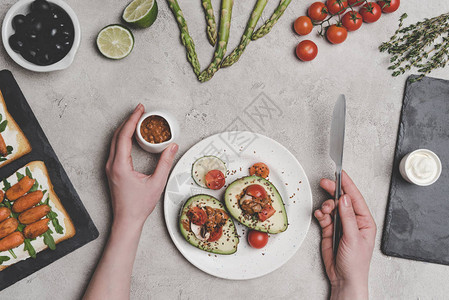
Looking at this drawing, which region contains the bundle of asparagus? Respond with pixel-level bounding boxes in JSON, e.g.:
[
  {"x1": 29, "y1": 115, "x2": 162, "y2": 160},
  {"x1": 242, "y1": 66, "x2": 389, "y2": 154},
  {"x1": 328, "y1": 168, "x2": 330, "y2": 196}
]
[{"x1": 167, "y1": 0, "x2": 292, "y2": 82}]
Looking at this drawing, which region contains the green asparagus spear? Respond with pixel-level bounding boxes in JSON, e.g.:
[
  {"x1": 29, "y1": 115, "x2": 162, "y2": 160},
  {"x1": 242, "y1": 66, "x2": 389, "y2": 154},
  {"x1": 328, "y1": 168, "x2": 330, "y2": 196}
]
[
  {"x1": 201, "y1": 0, "x2": 218, "y2": 46},
  {"x1": 222, "y1": 0, "x2": 268, "y2": 67},
  {"x1": 251, "y1": 0, "x2": 292, "y2": 41},
  {"x1": 167, "y1": 0, "x2": 201, "y2": 76},
  {"x1": 198, "y1": 0, "x2": 234, "y2": 82}
]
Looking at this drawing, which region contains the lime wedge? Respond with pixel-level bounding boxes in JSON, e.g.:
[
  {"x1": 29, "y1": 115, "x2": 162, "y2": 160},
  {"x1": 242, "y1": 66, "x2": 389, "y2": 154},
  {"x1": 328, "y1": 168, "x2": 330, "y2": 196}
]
[
  {"x1": 122, "y1": 0, "x2": 158, "y2": 28},
  {"x1": 96, "y1": 25, "x2": 134, "y2": 60}
]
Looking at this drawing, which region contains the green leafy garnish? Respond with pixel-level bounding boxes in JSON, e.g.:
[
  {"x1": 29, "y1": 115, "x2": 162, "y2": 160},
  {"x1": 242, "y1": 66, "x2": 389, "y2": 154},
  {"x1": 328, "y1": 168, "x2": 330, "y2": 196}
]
[
  {"x1": 8, "y1": 249, "x2": 16, "y2": 259},
  {"x1": 47, "y1": 210, "x2": 64, "y2": 234},
  {"x1": 2, "y1": 178, "x2": 10, "y2": 191},
  {"x1": 16, "y1": 172, "x2": 24, "y2": 181},
  {"x1": 6, "y1": 146, "x2": 12, "y2": 155},
  {"x1": 0, "y1": 256, "x2": 10, "y2": 265},
  {"x1": 17, "y1": 223, "x2": 25, "y2": 232},
  {"x1": 25, "y1": 167, "x2": 33, "y2": 179},
  {"x1": 0, "y1": 157, "x2": 7, "y2": 162},
  {"x1": 23, "y1": 239, "x2": 36, "y2": 259},
  {"x1": 0, "y1": 120, "x2": 8, "y2": 132},
  {"x1": 42, "y1": 231, "x2": 56, "y2": 250}
]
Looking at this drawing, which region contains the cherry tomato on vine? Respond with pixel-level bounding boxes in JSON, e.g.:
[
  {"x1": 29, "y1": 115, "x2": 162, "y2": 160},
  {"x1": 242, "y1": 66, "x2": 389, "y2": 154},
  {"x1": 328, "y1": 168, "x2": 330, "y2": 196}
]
[
  {"x1": 342, "y1": 11, "x2": 362, "y2": 31},
  {"x1": 360, "y1": 2, "x2": 382, "y2": 23},
  {"x1": 308, "y1": 2, "x2": 328, "y2": 21},
  {"x1": 326, "y1": 24, "x2": 348, "y2": 44},
  {"x1": 326, "y1": 0, "x2": 348, "y2": 15},
  {"x1": 348, "y1": 0, "x2": 363, "y2": 6},
  {"x1": 377, "y1": 0, "x2": 400, "y2": 13},
  {"x1": 248, "y1": 230, "x2": 269, "y2": 249},
  {"x1": 296, "y1": 40, "x2": 318, "y2": 61},
  {"x1": 294, "y1": 16, "x2": 313, "y2": 36}
]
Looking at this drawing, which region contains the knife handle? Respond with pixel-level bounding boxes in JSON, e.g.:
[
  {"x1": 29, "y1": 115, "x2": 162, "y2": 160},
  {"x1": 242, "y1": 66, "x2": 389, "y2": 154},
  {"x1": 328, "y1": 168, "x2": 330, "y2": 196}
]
[{"x1": 332, "y1": 171, "x2": 343, "y2": 257}]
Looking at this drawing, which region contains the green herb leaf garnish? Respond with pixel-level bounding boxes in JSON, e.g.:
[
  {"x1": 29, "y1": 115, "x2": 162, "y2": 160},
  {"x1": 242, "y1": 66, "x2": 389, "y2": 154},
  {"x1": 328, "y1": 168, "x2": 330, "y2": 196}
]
[
  {"x1": 0, "y1": 120, "x2": 8, "y2": 132},
  {"x1": 23, "y1": 239, "x2": 36, "y2": 259},
  {"x1": 2, "y1": 179, "x2": 10, "y2": 191},
  {"x1": 0, "y1": 256, "x2": 10, "y2": 264},
  {"x1": 8, "y1": 249, "x2": 16, "y2": 259},
  {"x1": 25, "y1": 167, "x2": 33, "y2": 179},
  {"x1": 16, "y1": 172, "x2": 24, "y2": 181},
  {"x1": 42, "y1": 231, "x2": 56, "y2": 250}
]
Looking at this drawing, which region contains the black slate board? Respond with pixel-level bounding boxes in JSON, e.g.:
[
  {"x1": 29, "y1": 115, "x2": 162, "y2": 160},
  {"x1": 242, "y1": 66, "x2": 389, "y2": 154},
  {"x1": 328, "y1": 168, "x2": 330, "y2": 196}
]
[
  {"x1": 382, "y1": 75, "x2": 449, "y2": 265},
  {"x1": 0, "y1": 70, "x2": 98, "y2": 290}
]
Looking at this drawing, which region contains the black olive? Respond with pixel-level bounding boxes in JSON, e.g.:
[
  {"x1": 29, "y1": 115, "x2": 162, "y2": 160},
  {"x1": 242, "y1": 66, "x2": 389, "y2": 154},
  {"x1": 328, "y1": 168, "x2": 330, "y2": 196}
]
[
  {"x1": 35, "y1": 51, "x2": 53, "y2": 66},
  {"x1": 30, "y1": 0, "x2": 52, "y2": 15},
  {"x1": 48, "y1": 27, "x2": 59, "y2": 39},
  {"x1": 8, "y1": 34, "x2": 26, "y2": 53},
  {"x1": 21, "y1": 48, "x2": 39, "y2": 64},
  {"x1": 29, "y1": 18, "x2": 45, "y2": 34},
  {"x1": 25, "y1": 31, "x2": 39, "y2": 44},
  {"x1": 12, "y1": 14, "x2": 28, "y2": 32}
]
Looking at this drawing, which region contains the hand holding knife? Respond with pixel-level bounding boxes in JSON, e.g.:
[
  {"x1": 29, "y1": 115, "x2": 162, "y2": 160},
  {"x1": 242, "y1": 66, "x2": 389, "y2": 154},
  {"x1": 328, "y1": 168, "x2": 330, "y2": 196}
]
[{"x1": 329, "y1": 94, "x2": 346, "y2": 256}]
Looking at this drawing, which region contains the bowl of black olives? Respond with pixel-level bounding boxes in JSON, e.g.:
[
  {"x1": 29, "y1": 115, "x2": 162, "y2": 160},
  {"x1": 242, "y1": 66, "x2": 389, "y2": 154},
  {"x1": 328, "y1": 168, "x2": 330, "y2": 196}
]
[{"x1": 2, "y1": 0, "x2": 80, "y2": 72}]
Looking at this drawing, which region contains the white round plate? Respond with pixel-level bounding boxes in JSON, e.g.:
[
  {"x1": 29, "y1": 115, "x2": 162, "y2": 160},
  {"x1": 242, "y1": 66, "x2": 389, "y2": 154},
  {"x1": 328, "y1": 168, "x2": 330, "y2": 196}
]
[{"x1": 164, "y1": 131, "x2": 312, "y2": 280}]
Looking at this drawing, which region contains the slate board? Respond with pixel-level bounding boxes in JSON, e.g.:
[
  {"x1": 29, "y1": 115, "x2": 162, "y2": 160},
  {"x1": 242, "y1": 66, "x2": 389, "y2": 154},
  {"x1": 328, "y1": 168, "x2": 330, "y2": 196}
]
[
  {"x1": 0, "y1": 70, "x2": 99, "y2": 290},
  {"x1": 382, "y1": 75, "x2": 449, "y2": 265}
]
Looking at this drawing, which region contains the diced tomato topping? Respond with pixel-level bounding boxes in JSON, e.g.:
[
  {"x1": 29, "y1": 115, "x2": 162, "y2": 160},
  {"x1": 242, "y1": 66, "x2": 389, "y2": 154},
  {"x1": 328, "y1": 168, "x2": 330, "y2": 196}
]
[
  {"x1": 207, "y1": 226, "x2": 223, "y2": 242},
  {"x1": 249, "y1": 162, "x2": 270, "y2": 178},
  {"x1": 258, "y1": 205, "x2": 276, "y2": 222},
  {"x1": 186, "y1": 207, "x2": 207, "y2": 226},
  {"x1": 246, "y1": 184, "x2": 268, "y2": 199},
  {"x1": 205, "y1": 170, "x2": 226, "y2": 190}
]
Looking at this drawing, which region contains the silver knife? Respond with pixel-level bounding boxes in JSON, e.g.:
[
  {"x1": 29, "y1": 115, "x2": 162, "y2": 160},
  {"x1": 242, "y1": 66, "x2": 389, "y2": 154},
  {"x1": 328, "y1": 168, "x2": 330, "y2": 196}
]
[{"x1": 329, "y1": 94, "x2": 346, "y2": 256}]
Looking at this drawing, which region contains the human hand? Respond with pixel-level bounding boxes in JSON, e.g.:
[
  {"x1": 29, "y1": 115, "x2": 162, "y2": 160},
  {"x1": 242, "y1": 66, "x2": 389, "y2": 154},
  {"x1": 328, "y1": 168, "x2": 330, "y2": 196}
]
[
  {"x1": 314, "y1": 171, "x2": 376, "y2": 300},
  {"x1": 105, "y1": 104, "x2": 178, "y2": 229}
]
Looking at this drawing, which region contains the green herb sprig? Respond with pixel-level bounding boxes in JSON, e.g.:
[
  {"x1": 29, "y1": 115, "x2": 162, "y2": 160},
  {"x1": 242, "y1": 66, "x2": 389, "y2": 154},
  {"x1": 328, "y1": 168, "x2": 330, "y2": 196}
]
[{"x1": 380, "y1": 13, "x2": 449, "y2": 82}]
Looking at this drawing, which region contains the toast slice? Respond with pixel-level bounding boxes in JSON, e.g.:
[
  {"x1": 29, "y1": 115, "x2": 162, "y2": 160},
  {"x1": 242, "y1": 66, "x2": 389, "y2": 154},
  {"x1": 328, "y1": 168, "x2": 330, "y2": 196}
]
[
  {"x1": 0, "y1": 90, "x2": 32, "y2": 167},
  {"x1": 0, "y1": 161, "x2": 75, "y2": 270}
]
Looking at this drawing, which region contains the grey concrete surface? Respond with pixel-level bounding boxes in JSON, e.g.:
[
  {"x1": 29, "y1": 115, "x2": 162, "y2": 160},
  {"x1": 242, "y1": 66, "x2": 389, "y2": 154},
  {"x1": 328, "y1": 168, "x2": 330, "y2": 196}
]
[{"x1": 1, "y1": 0, "x2": 448, "y2": 299}]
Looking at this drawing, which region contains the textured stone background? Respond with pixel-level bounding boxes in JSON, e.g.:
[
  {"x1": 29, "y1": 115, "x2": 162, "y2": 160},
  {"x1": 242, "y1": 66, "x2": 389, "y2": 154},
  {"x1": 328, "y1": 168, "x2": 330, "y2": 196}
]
[{"x1": 1, "y1": 0, "x2": 448, "y2": 299}]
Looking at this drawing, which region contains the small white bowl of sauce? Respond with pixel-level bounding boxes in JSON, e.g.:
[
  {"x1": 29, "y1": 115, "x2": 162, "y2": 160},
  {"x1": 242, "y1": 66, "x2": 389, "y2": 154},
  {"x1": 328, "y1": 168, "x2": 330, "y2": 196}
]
[
  {"x1": 135, "y1": 111, "x2": 179, "y2": 154},
  {"x1": 399, "y1": 149, "x2": 442, "y2": 186}
]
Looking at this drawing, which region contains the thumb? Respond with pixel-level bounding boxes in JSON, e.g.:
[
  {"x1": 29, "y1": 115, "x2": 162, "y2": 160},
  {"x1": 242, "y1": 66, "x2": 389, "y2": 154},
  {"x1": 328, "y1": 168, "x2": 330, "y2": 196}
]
[
  {"x1": 339, "y1": 194, "x2": 359, "y2": 240},
  {"x1": 152, "y1": 143, "x2": 178, "y2": 184}
]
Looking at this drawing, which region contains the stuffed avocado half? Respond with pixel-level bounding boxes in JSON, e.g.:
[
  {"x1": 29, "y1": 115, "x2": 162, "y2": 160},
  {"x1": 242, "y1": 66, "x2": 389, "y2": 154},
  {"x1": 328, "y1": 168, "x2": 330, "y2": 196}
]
[
  {"x1": 179, "y1": 194, "x2": 239, "y2": 255},
  {"x1": 224, "y1": 176, "x2": 288, "y2": 234}
]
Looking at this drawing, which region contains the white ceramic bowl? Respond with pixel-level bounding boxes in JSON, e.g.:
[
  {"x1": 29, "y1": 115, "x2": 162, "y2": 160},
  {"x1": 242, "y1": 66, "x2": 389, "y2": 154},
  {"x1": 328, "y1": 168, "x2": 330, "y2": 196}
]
[
  {"x1": 135, "y1": 111, "x2": 179, "y2": 154},
  {"x1": 399, "y1": 149, "x2": 442, "y2": 186},
  {"x1": 1, "y1": 0, "x2": 81, "y2": 72}
]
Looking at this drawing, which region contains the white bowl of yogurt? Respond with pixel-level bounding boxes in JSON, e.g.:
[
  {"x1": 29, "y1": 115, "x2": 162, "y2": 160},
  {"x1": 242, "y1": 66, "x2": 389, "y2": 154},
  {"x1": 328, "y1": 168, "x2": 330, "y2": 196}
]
[{"x1": 399, "y1": 149, "x2": 442, "y2": 186}]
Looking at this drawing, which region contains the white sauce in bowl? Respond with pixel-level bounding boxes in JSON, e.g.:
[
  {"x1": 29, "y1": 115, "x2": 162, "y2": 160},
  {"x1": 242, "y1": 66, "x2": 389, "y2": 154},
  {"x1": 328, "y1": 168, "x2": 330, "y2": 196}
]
[{"x1": 400, "y1": 149, "x2": 442, "y2": 186}]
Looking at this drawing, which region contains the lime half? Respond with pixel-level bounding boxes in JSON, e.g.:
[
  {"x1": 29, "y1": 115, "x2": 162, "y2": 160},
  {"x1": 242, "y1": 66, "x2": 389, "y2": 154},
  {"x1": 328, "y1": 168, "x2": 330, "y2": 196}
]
[
  {"x1": 122, "y1": 0, "x2": 158, "y2": 28},
  {"x1": 96, "y1": 25, "x2": 134, "y2": 60}
]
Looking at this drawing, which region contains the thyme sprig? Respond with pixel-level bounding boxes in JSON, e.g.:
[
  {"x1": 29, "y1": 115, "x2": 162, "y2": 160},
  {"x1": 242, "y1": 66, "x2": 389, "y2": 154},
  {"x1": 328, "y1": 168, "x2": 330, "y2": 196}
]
[{"x1": 380, "y1": 13, "x2": 449, "y2": 82}]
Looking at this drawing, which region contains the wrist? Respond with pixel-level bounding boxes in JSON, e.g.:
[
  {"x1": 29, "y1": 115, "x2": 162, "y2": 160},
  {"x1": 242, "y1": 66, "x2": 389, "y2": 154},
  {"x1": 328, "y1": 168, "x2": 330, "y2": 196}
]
[
  {"x1": 330, "y1": 279, "x2": 368, "y2": 300},
  {"x1": 112, "y1": 216, "x2": 145, "y2": 234}
]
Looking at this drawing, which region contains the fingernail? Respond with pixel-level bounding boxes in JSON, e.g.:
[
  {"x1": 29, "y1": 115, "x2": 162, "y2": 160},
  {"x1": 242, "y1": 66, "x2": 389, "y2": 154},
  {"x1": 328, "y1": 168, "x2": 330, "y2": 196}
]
[
  {"x1": 134, "y1": 103, "x2": 142, "y2": 112},
  {"x1": 343, "y1": 195, "x2": 350, "y2": 207},
  {"x1": 170, "y1": 143, "x2": 178, "y2": 154}
]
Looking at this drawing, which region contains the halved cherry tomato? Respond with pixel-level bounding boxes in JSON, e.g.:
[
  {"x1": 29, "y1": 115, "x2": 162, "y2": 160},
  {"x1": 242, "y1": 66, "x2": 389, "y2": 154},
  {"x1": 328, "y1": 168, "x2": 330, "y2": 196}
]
[
  {"x1": 342, "y1": 11, "x2": 362, "y2": 31},
  {"x1": 246, "y1": 184, "x2": 268, "y2": 199},
  {"x1": 377, "y1": 0, "x2": 399, "y2": 13},
  {"x1": 294, "y1": 16, "x2": 313, "y2": 36},
  {"x1": 249, "y1": 162, "x2": 270, "y2": 178},
  {"x1": 308, "y1": 2, "x2": 328, "y2": 22},
  {"x1": 258, "y1": 205, "x2": 276, "y2": 222},
  {"x1": 326, "y1": 24, "x2": 347, "y2": 44},
  {"x1": 205, "y1": 169, "x2": 225, "y2": 190},
  {"x1": 360, "y1": 2, "x2": 382, "y2": 23},
  {"x1": 348, "y1": 0, "x2": 363, "y2": 6},
  {"x1": 248, "y1": 230, "x2": 269, "y2": 249},
  {"x1": 326, "y1": 0, "x2": 348, "y2": 15},
  {"x1": 187, "y1": 207, "x2": 207, "y2": 226},
  {"x1": 208, "y1": 226, "x2": 223, "y2": 242}
]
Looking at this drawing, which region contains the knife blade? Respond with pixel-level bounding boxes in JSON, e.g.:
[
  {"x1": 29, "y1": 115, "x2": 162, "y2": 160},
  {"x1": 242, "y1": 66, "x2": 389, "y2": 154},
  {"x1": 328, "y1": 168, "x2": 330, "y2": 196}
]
[{"x1": 329, "y1": 94, "x2": 346, "y2": 256}]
